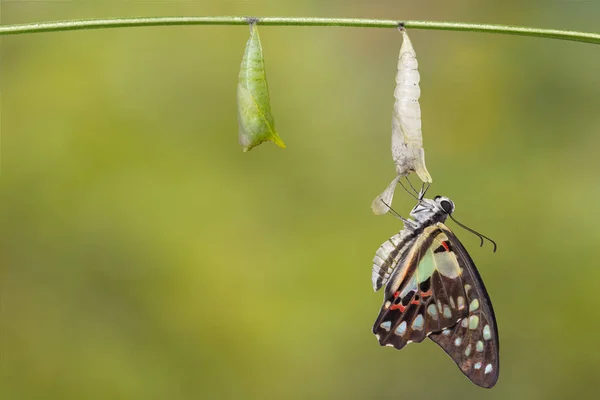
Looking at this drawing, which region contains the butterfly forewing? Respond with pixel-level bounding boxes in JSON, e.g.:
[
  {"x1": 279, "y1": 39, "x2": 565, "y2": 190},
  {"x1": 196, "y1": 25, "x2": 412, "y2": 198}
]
[
  {"x1": 373, "y1": 224, "x2": 499, "y2": 388},
  {"x1": 428, "y1": 224, "x2": 499, "y2": 388},
  {"x1": 373, "y1": 226, "x2": 468, "y2": 349}
]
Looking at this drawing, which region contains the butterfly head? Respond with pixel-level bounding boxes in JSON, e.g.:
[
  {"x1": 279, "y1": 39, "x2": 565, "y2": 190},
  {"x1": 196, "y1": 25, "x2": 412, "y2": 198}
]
[
  {"x1": 409, "y1": 195, "x2": 454, "y2": 224},
  {"x1": 434, "y1": 195, "x2": 455, "y2": 214}
]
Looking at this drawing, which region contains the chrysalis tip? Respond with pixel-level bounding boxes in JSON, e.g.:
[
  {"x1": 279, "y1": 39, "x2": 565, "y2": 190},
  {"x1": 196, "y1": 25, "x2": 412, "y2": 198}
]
[
  {"x1": 270, "y1": 133, "x2": 286, "y2": 149},
  {"x1": 416, "y1": 169, "x2": 432, "y2": 183},
  {"x1": 239, "y1": 132, "x2": 285, "y2": 152},
  {"x1": 415, "y1": 152, "x2": 432, "y2": 183}
]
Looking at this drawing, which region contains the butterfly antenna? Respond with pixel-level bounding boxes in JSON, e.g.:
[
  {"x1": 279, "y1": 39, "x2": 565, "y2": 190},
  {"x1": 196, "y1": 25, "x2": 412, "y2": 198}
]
[
  {"x1": 398, "y1": 179, "x2": 420, "y2": 201},
  {"x1": 449, "y1": 214, "x2": 497, "y2": 253}
]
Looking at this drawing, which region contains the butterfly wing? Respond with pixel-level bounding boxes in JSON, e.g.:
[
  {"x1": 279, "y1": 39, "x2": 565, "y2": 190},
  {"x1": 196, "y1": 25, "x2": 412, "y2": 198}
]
[
  {"x1": 372, "y1": 223, "x2": 499, "y2": 388},
  {"x1": 428, "y1": 223, "x2": 499, "y2": 388},
  {"x1": 373, "y1": 225, "x2": 469, "y2": 349}
]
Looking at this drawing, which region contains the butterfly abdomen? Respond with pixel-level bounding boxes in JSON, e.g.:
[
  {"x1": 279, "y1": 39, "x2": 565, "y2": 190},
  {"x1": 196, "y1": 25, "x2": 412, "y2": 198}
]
[
  {"x1": 372, "y1": 230, "x2": 416, "y2": 291},
  {"x1": 372, "y1": 213, "x2": 445, "y2": 292}
]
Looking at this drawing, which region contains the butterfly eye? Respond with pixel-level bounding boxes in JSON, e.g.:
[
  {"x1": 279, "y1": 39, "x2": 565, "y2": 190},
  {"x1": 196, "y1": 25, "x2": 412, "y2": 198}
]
[{"x1": 440, "y1": 200, "x2": 453, "y2": 214}]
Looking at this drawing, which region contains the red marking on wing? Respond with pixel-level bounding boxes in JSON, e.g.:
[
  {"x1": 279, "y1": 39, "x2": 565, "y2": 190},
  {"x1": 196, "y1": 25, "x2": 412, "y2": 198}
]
[
  {"x1": 441, "y1": 241, "x2": 450, "y2": 251},
  {"x1": 390, "y1": 303, "x2": 406, "y2": 312}
]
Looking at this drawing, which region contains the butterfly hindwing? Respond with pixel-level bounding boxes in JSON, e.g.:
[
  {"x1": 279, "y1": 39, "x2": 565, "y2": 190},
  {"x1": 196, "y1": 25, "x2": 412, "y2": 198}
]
[
  {"x1": 428, "y1": 224, "x2": 499, "y2": 388},
  {"x1": 372, "y1": 223, "x2": 499, "y2": 388},
  {"x1": 373, "y1": 225, "x2": 468, "y2": 349}
]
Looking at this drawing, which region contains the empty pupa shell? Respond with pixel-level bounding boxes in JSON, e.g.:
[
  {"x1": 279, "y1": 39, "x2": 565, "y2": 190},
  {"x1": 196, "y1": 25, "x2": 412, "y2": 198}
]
[
  {"x1": 391, "y1": 29, "x2": 431, "y2": 183},
  {"x1": 237, "y1": 22, "x2": 285, "y2": 152},
  {"x1": 372, "y1": 30, "x2": 432, "y2": 215}
]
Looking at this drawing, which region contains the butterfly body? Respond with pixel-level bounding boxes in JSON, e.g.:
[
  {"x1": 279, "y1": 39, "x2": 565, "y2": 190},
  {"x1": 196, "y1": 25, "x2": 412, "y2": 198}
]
[{"x1": 372, "y1": 196, "x2": 499, "y2": 388}]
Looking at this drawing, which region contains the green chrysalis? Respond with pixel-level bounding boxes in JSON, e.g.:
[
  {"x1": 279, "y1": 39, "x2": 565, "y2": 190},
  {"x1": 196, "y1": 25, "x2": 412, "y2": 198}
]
[{"x1": 237, "y1": 21, "x2": 285, "y2": 152}]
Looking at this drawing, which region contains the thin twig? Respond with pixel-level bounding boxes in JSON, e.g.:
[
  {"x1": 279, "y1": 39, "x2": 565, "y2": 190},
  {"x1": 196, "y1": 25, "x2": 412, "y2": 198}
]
[{"x1": 0, "y1": 17, "x2": 598, "y2": 45}]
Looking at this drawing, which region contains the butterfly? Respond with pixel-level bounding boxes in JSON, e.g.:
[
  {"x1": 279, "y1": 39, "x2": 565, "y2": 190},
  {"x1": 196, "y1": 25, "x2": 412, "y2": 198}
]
[{"x1": 372, "y1": 195, "x2": 499, "y2": 388}]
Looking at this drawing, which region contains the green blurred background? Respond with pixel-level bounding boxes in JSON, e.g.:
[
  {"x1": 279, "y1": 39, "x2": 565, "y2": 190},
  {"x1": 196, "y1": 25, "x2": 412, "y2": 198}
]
[{"x1": 2, "y1": 1, "x2": 600, "y2": 399}]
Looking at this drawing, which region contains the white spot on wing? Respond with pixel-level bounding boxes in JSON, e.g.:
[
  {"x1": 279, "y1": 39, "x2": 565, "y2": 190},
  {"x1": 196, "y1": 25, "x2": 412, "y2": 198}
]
[
  {"x1": 396, "y1": 321, "x2": 407, "y2": 336},
  {"x1": 469, "y1": 298, "x2": 479, "y2": 312},
  {"x1": 483, "y1": 325, "x2": 492, "y2": 340},
  {"x1": 476, "y1": 341, "x2": 484, "y2": 352},
  {"x1": 411, "y1": 314, "x2": 424, "y2": 331},
  {"x1": 469, "y1": 315, "x2": 479, "y2": 330},
  {"x1": 454, "y1": 337, "x2": 462, "y2": 346},
  {"x1": 485, "y1": 364, "x2": 493, "y2": 374},
  {"x1": 443, "y1": 305, "x2": 452, "y2": 318},
  {"x1": 427, "y1": 304, "x2": 438, "y2": 320},
  {"x1": 457, "y1": 296, "x2": 465, "y2": 310},
  {"x1": 474, "y1": 362, "x2": 482, "y2": 370}
]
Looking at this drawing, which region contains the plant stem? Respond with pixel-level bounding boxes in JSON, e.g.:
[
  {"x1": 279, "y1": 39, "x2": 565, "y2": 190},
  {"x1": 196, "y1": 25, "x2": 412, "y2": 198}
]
[{"x1": 0, "y1": 16, "x2": 598, "y2": 44}]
